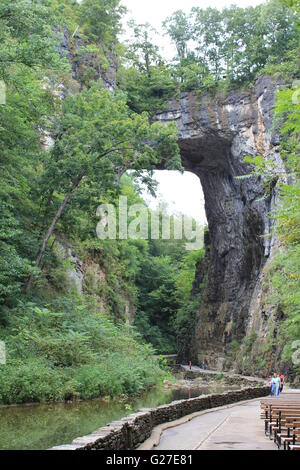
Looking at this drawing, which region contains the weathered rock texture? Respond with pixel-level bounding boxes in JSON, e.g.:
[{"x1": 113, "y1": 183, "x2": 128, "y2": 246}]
[
  {"x1": 53, "y1": 237, "x2": 134, "y2": 323},
  {"x1": 51, "y1": 386, "x2": 269, "y2": 450},
  {"x1": 155, "y1": 75, "x2": 285, "y2": 369},
  {"x1": 58, "y1": 27, "x2": 118, "y2": 91}
]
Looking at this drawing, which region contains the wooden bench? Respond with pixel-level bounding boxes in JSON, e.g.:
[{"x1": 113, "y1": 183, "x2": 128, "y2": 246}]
[
  {"x1": 279, "y1": 422, "x2": 300, "y2": 450},
  {"x1": 274, "y1": 416, "x2": 300, "y2": 448},
  {"x1": 261, "y1": 402, "x2": 300, "y2": 436},
  {"x1": 260, "y1": 394, "x2": 300, "y2": 450},
  {"x1": 262, "y1": 404, "x2": 300, "y2": 435}
]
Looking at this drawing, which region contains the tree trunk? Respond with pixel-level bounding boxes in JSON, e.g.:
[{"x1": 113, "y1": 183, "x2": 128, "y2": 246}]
[{"x1": 25, "y1": 175, "x2": 83, "y2": 294}]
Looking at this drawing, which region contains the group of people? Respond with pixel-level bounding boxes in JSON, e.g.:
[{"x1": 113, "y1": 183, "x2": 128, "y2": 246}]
[
  {"x1": 269, "y1": 372, "x2": 285, "y2": 396},
  {"x1": 188, "y1": 360, "x2": 207, "y2": 371}
]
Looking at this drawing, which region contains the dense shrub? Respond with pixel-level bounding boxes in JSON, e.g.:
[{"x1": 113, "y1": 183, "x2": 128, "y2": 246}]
[{"x1": 0, "y1": 299, "x2": 166, "y2": 404}]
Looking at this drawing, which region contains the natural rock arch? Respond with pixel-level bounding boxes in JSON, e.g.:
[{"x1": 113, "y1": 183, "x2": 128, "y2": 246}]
[{"x1": 155, "y1": 75, "x2": 284, "y2": 368}]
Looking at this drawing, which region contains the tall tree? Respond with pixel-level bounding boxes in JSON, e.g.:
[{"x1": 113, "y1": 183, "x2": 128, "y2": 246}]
[
  {"x1": 162, "y1": 10, "x2": 192, "y2": 62},
  {"x1": 78, "y1": 0, "x2": 126, "y2": 46},
  {"x1": 119, "y1": 21, "x2": 176, "y2": 114},
  {"x1": 0, "y1": 0, "x2": 65, "y2": 305},
  {"x1": 126, "y1": 21, "x2": 161, "y2": 76},
  {"x1": 26, "y1": 86, "x2": 180, "y2": 292},
  {"x1": 191, "y1": 7, "x2": 225, "y2": 82}
]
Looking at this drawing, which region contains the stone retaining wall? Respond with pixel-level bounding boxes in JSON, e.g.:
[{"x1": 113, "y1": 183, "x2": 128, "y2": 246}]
[{"x1": 51, "y1": 386, "x2": 269, "y2": 450}]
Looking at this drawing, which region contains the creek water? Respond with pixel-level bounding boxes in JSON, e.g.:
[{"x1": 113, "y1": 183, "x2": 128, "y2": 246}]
[{"x1": 0, "y1": 382, "x2": 233, "y2": 449}]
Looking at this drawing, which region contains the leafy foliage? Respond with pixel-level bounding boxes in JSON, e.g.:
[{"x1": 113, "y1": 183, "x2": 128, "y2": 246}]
[
  {"x1": 2, "y1": 0, "x2": 298, "y2": 404},
  {"x1": 0, "y1": 0, "x2": 66, "y2": 307},
  {"x1": 267, "y1": 81, "x2": 300, "y2": 373},
  {"x1": 162, "y1": 1, "x2": 298, "y2": 92},
  {"x1": 0, "y1": 299, "x2": 165, "y2": 404},
  {"x1": 78, "y1": 0, "x2": 126, "y2": 46},
  {"x1": 119, "y1": 21, "x2": 177, "y2": 114},
  {"x1": 0, "y1": 0, "x2": 181, "y2": 404},
  {"x1": 241, "y1": 79, "x2": 300, "y2": 375}
]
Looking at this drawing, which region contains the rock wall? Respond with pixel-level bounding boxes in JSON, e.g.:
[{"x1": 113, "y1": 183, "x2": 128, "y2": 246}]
[
  {"x1": 58, "y1": 26, "x2": 118, "y2": 91},
  {"x1": 53, "y1": 237, "x2": 134, "y2": 323},
  {"x1": 51, "y1": 386, "x2": 269, "y2": 450},
  {"x1": 155, "y1": 75, "x2": 285, "y2": 368},
  {"x1": 54, "y1": 238, "x2": 85, "y2": 294}
]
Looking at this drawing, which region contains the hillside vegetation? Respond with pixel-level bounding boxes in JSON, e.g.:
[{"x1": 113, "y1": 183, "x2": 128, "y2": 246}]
[{"x1": 0, "y1": 0, "x2": 299, "y2": 403}]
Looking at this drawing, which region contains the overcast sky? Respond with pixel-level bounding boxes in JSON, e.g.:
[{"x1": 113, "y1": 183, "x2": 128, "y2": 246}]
[
  {"x1": 122, "y1": 0, "x2": 265, "y2": 59},
  {"x1": 122, "y1": 0, "x2": 265, "y2": 27}
]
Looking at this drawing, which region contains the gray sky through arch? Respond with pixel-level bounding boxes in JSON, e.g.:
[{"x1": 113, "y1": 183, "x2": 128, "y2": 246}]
[{"x1": 141, "y1": 171, "x2": 207, "y2": 226}]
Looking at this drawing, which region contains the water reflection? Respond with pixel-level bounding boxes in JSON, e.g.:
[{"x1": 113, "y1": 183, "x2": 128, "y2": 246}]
[{"x1": 0, "y1": 384, "x2": 232, "y2": 450}]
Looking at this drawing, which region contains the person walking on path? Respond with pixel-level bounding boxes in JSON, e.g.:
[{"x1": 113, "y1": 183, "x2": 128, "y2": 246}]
[
  {"x1": 275, "y1": 373, "x2": 281, "y2": 396},
  {"x1": 268, "y1": 376, "x2": 273, "y2": 395},
  {"x1": 279, "y1": 373, "x2": 285, "y2": 393},
  {"x1": 271, "y1": 373, "x2": 281, "y2": 397},
  {"x1": 189, "y1": 360, "x2": 192, "y2": 371}
]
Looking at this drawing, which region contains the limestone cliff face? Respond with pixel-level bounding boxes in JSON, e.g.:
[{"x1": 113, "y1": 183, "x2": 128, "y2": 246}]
[
  {"x1": 58, "y1": 27, "x2": 118, "y2": 91},
  {"x1": 52, "y1": 237, "x2": 135, "y2": 324},
  {"x1": 155, "y1": 75, "x2": 285, "y2": 369}
]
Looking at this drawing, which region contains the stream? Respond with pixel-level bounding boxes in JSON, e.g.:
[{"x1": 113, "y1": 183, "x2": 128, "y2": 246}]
[{"x1": 0, "y1": 381, "x2": 237, "y2": 449}]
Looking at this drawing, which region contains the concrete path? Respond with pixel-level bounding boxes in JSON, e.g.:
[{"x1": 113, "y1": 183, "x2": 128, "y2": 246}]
[
  {"x1": 154, "y1": 399, "x2": 275, "y2": 450},
  {"x1": 181, "y1": 365, "x2": 219, "y2": 374}
]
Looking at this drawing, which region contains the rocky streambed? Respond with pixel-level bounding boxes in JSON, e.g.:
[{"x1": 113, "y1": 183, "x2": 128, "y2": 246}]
[{"x1": 163, "y1": 368, "x2": 265, "y2": 397}]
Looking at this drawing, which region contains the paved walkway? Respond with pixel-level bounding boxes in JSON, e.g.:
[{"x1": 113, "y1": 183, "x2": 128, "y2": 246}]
[{"x1": 154, "y1": 399, "x2": 275, "y2": 450}]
